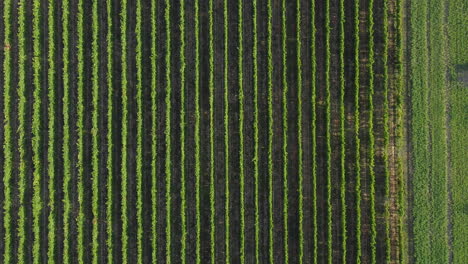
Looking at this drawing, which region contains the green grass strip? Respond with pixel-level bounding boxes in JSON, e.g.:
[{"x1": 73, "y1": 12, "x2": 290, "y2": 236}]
[
  {"x1": 208, "y1": 0, "x2": 215, "y2": 262},
  {"x1": 120, "y1": 0, "x2": 129, "y2": 261},
  {"x1": 325, "y1": 0, "x2": 332, "y2": 262},
  {"x1": 135, "y1": 0, "x2": 143, "y2": 262},
  {"x1": 252, "y1": 0, "x2": 260, "y2": 262},
  {"x1": 164, "y1": 0, "x2": 172, "y2": 262},
  {"x1": 224, "y1": 0, "x2": 230, "y2": 262},
  {"x1": 238, "y1": 0, "x2": 245, "y2": 262},
  {"x1": 77, "y1": 0, "x2": 85, "y2": 261},
  {"x1": 91, "y1": 0, "x2": 100, "y2": 262},
  {"x1": 47, "y1": 0, "x2": 56, "y2": 262},
  {"x1": 17, "y1": 0, "x2": 27, "y2": 261},
  {"x1": 194, "y1": 0, "x2": 201, "y2": 263},
  {"x1": 106, "y1": 0, "x2": 114, "y2": 262},
  {"x1": 150, "y1": 0, "x2": 157, "y2": 262},
  {"x1": 310, "y1": 0, "x2": 317, "y2": 262},
  {"x1": 382, "y1": 0, "x2": 390, "y2": 262},
  {"x1": 61, "y1": 0, "x2": 71, "y2": 262},
  {"x1": 296, "y1": 0, "x2": 304, "y2": 262},
  {"x1": 2, "y1": 0, "x2": 12, "y2": 262},
  {"x1": 32, "y1": 0, "x2": 43, "y2": 263},
  {"x1": 339, "y1": 0, "x2": 347, "y2": 262},
  {"x1": 368, "y1": 0, "x2": 377, "y2": 262},
  {"x1": 281, "y1": 0, "x2": 289, "y2": 262},
  {"x1": 179, "y1": 1, "x2": 187, "y2": 263},
  {"x1": 267, "y1": 0, "x2": 274, "y2": 262}
]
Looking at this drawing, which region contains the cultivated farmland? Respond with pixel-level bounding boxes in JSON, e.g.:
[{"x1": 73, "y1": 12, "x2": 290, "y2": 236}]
[{"x1": 0, "y1": 0, "x2": 466, "y2": 263}]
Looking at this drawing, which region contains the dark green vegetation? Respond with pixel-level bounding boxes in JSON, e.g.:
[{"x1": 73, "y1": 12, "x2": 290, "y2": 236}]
[{"x1": 0, "y1": 0, "x2": 465, "y2": 263}]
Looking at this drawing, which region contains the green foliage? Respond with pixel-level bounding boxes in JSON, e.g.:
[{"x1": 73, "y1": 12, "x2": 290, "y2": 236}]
[
  {"x1": 17, "y1": 0, "x2": 27, "y2": 262},
  {"x1": 223, "y1": 0, "x2": 230, "y2": 262},
  {"x1": 2, "y1": 0, "x2": 12, "y2": 262},
  {"x1": 106, "y1": 0, "x2": 114, "y2": 262},
  {"x1": 325, "y1": 0, "x2": 332, "y2": 262},
  {"x1": 208, "y1": 0, "x2": 215, "y2": 262},
  {"x1": 194, "y1": 0, "x2": 201, "y2": 263},
  {"x1": 32, "y1": 0, "x2": 43, "y2": 263},
  {"x1": 47, "y1": 0, "x2": 56, "y2": 262},
  {"x1": 164, "y1": 0, "x2": 172, "y2": 262},
  {"x1": 61, "y1": 0, "x2": 71, "y2": 262},
  {"x1": 120, "y1": 0, "x2": 129, "y2": 261},
  {"x1": 281, "y1": 0, "x2": 289, "y2": 262},
  {"x1": 267, "y1": 0, "x2": 274, "y2": 262}
]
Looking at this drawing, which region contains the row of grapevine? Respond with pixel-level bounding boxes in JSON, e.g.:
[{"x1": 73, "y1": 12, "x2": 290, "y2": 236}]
[
  {"x1": 135, "y1": 0, "x2": 144, "y2": 262},
  {"x1": 354, "y1": 0, "x2": 362, "y2": 261},
  {"x1": 208, "y1": 0, "x2": 215, "y2": 263},
  {"x1": 252, "y1": 0, "x2": 260, "y2": 263},
  {"x1": 267, "y1": 0, "x2": 274, "y2": 262},
  {"x1": 223, "y1": 0, "x2": 230, "y2": 262},
  {"x1": 238, "y1": 0, "x2": 245, "y2": 261},
  {"x1": 91, "y1": 0, "x2": 100, "y2": 262},
  {"x1": 32, "y1": 0, "x2": 43, "y2": 262},
  {"x1": 296, "y1": 0, "x2": 304, "y2": 262},
  {"x1": 324, "y1": 0, "x2": 332, "y2": 262},
  {"x1": 76, "y1": 0, "x2": 85, "y2": 261},
  {"x1": 106, "y1": 0, "x2": 114, "y2": 261},
  {"x1": 17, "y1": 0, "x2": 27, "y2": 261},
  {"x1": 1, "y1": 0, "x2": 12, "y2": 262},
  {"x1": 281, "y1": 0, "x2": 289, "y2": 262},
  {"x1": 194, "y1": 0, "x2": 201, "y2": 263},
  {"x1": 164, "y1": 0, "x2": 172, "y2": 262},
  {"x1": 368, "y1": 0, "x2": 377, "y2": 262},
  {"x1": 179, "y1": 1, "x2": 187, "y2": 263},
  {"x1": 120, "y1": 0, "x2": 129, "y2": 261},
  {"x1": 47, "y1": 0, "x2": 57, "y2": 262},
  {"x1": 61, "y1": 0, "x2": 71, "y2": 262},
  {"x1": 339, "y1": 0, "x2": 347, "y2": 262}
]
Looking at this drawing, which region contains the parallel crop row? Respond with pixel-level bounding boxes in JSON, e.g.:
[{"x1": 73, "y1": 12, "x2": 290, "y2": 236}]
[
  {"x1": 368, "y1": 0, "x2": 377, "y2": 262},
  {"x1": 325, "y1": 0, "x2": 332, "y2": 262},
  {"x1": 47, "y1": 0, "x2": 57, "y2": 262},
  {"x1": 1, "y1": 0, "x2": 12, "y2": 261},
  {"x1": 17, "y1": 0, "x2": 27, "y2": 261},
  {"x1": 32, "y1": 0, "x2": 43, "y2": 263}
]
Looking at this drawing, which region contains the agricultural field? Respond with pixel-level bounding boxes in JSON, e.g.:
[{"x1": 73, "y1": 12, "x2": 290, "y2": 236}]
[{"x1": 0, "y1": 0, "x2": 465, "y2": 264}]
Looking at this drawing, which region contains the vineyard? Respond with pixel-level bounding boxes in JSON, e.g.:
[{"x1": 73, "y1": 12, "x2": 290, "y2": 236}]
[{"x1": 0, "y1": 0, "x2": 465, "y2": 263}]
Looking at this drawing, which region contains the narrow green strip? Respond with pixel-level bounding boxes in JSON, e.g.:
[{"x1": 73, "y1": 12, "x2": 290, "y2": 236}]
[
  {"x1": 382, "y1": 0, "x2": 390, "y2": 262},
  {"x1": 120, "y1": 0, "x2": 129, "y2": 261},
  {"x1": 91, "y1": 0, "x2": 100, "y2": 262},
  {"x1": 310, "y1": 0, "x2": 318, "y2": 262},
  {"x1": 281, "y1": 0, "x2": 289, "y2": 262},
  {"x1": 368, "y1": 0, "x2": 377, "y2": 261},
  {"x1": 194, "y1": 0, "x2": 201, "y2": 263},
  {"x1": 238, "y1": 0, "x2": 245, "y2": 262},
  {"x1": 267, "y1": 0, "x2": 274, "y2": 262},
  {"x1": 106, "y1": 0, "x2": 114, "y2": 262},
  {"x1": 339, "y1": 0, "x2": 347, "y2": 262},
  {"x1": 224, "y1": 0, "x2": 230, "y2": 262},
  {"x1": 17, "y1": 0, "x2": 27, "y2": 261},
  {"x1": 47, "y1": 0, "x2": 56, "y2": 262},
  {"x1": 354, "y1": 0, "x2": 362, "y2": 261},
  {"x1": 325, "y1": 0, "x2": 332, "y2": 262},
  {"x1": 296, "y1": 0, "x2": 304, "y2": 262},
  {"x1": 150, "y1": 0, "x2": 157, "y2": 262},
  {"x1": 179, "y1": 1, "x2": 187, "y2": 263},
  {"x1": 76, "y1": 0, "x2": 85, "y2": 261},
  {"x1": 252, "y1": 0, "x2": 260, "y2": 263},
  {"x1": 32, "y1": 0, "x2": 43, "y2": 263},
  {"x1": 208, "y1": 0, "x2": 215, "y2": 262},
  {"x1": 2, "y1": 0, "x2": 12, "y2": 261},
  {"x1": 61, "y1": 0, "x2": 71, "y2": 262},
  {"x1": 164, "y1": 0, "x2": 172, "y2": 262},
  {"x1": 135, "y1": 0, "x2": 143, "y2": 262}
]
